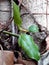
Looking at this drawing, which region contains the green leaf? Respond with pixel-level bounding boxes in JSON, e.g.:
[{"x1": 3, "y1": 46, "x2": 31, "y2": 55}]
[
  {"x1": 28, "y1": 24, "x2": 39, "y2": 33},
  {"x1": 18, "y1": 34, "x2": 40, "y2": 61},
  {"x1": 13, "y1": 1, "x2": 22, "y2": 27}
]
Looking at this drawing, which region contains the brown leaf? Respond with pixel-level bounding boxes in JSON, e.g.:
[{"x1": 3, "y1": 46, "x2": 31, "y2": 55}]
[
  {"x1": 45, "y1": 36, "x2": 49, "y2": 50},
  {"x1": 14, "y1": 64, "x2": 23, "y2": 65},
  {"x1": 16, "y1": 52, "x2": 37, "y2": 65},
  {"x1": 17, "y1": 52, "x2": 25, "y2": 65},
  {"x1": 0, "y1": 50, "x2": 14, "y2": 65}
]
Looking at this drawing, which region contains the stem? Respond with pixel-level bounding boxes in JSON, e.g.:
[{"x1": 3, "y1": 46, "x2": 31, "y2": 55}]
[
  {"x1": 3, "y1": 31, "x2": 19, "y2": 37},
  {"x1": 18, "y1": 26, "x2": 28, "y2": 32}
]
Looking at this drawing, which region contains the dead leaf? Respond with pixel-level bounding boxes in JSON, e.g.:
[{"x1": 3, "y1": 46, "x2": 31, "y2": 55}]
[
  {"x1": 45, "y1": 36, "x2": 49, "y2": 50},
  {"x1": 16, "y1": 52, "x2": 37, "y2": 65},
  {"x1": 0, "y1": 50, "x2": 14, "y2": 65},
  {"x1": 14, "y1": 64, "x2": 23, "y2": 65},
  {"x1": 17, "y1": 52, "x2": 25, "y2": 65}
]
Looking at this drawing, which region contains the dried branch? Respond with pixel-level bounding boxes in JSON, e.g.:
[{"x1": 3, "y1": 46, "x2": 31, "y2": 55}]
[
  {"x1": 21, "y1": 3, "x2": 48, "y2": 32},
  {"x1": 18, "y1": 0, "x2": 23, "y2": 6},
  {"x1": 0, "y1": 17, "x2": 13, "y2": 34},
  {"x1": 3, "y1": 17, "x2": 13, "y2": 30}
]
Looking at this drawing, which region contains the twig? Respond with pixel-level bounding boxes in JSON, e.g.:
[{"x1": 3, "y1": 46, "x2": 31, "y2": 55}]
[
  {"x1": 21, "y1": 12, "x2": 29, "y2": 17},
  {"x1": 18, "y1": 0, "x2": 23, "y2": 6},
  {"x1": 11, "y1": 20, "x2": 16, "y2": 46},
  {"x1": 40, "y1": 49, "x2": 47, "y2": 55},
  {"x1": 11, "y1": 1, "x2": 15, "y2": 46},
  {"x1": 0, "y1": 17, "x2": 13, "y2": 34},
  {"x1": 21, "y1": 3, "x2": 47, "y2": 31},
  {"x1": 0, "y1": 10, "x2": 11, "y2": 12},
  {"x1": 4, "y1": 17, "x2": 13, "y2": 30}
]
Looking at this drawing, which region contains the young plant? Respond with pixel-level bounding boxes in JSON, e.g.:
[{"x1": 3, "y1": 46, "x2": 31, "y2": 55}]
[
  {"x1": 3, "y1": 31, "x2": 40, "y2": 61},
  {"x1": 5, "y1": 1, "x2": 40, "y2": 61}
]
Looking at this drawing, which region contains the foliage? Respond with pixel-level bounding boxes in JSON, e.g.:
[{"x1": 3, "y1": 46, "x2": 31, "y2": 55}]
[
  {"x1": 13, "y1": 1, "x2": 22, "y2": 27},
  {"x1": 18, "y1": 33, "x2": 40, "y2": 61},
  {"x1": 28, "y1": 24, "x2": 39, "y2": 33}
]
